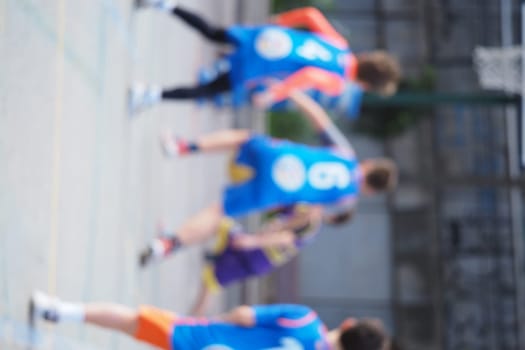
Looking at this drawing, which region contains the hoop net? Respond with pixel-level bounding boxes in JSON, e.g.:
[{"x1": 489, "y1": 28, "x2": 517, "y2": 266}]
[{"x1": 474, "y1": 46, "x2": 523, "y2": 94}]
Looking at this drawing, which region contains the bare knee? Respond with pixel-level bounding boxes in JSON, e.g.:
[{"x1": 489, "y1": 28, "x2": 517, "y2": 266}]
[{"x1": 207, "y1": 202, "x2": 224, "y2": 216}]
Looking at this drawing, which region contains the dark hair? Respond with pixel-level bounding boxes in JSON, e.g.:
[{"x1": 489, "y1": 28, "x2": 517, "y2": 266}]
[
  {"x1": 356, "y1": 51, "x2": 401, "y2": 96},
  {"x1": 340, "y1": 321, "x2": 387, "y2": 350},
  {"x1": 364, "y1": 159, "x2": 398, "y2": 192}
]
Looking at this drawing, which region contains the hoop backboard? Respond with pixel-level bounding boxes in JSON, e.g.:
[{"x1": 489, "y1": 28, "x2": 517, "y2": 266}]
[
  {"x1": 473, "y1": 42, "x2": 525, "y2": 168},
  {"x1": 474, "y1": 46, "x2": 522, "y2": 94}
]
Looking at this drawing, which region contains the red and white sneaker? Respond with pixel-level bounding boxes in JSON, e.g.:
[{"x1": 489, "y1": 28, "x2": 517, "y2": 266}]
[
  {"x1": 160, "y1": 131, "x2": 188, "y2": 158},
  {"x1": 139, "y1": 224, "x2": 181, "y2": 267},
  {"x1": 138, "y1": 238, "x2": 167, "y2": 268}
]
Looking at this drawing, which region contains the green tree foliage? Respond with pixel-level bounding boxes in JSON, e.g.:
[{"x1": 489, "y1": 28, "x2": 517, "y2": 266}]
[
  {"x1": 271, "y1": 0, "x2": 334, "y2": 13},
  {"x1": 352, "y1": 66, "x2": 437, "y2": 139},
  {"x1": 267, "y1": 110, "x2": 317, "y2": 143}
]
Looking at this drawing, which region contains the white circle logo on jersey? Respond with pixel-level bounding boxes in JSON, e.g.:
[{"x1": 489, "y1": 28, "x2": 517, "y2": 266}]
[
  {"x1": 255, "y1": 28, "x2": 293, "y2": 60},
  {"x1": 272, "y1": 155, "x2": 306, "y2": 192}
]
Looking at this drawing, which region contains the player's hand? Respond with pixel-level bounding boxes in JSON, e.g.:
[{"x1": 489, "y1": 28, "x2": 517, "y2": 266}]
[
  {"x1": 252, "y1": 91, "x2": 275, "y2": 110},
  {"x1": 231, "y1": 235, "x2": 258, "y2": 250}
]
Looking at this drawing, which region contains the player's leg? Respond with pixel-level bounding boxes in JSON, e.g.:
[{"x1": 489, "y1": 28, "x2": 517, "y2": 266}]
[
  {"x1": 84, "y1": 304, "x2": 138, "y2": 336},
  {"x1": 171, "y1": 6, "x2": 230, "y2": 44},
  {"x1": 189, "y1": 219, "x2": 239, "y2": 315},
  {"x1": 29, "y1": 291, "x2": 137, "y2": 336},
  {"x1": 129, "y1": 72, "x2": 232, "y2": 115},
  {"x1": 136, "y1": 1, "x2": 230, "y2": 44},
  {"x1": 161, "y1": 71, "x2": 232, "y2": 100},
  {"x1": 139, "y1": 203, "x2": 226, "y2": 267},
  {"x1": 189, "y1": 281, "x2": 213, "y2": 316},
  {"x1": 161, "y1": 129, "x2": 251, "y2": 158},
  {"x1": 29, "y1": 292, "x2": 176, "y2": 349}
]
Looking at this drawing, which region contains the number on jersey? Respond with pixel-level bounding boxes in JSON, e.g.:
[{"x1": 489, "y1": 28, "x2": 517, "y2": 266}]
[{"x1": 296, "y1": 40, "x2": 333, "y2": 62}]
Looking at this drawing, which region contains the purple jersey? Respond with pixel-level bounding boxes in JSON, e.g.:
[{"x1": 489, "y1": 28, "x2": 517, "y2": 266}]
[{"x1": 206, "y1": 210, "x2": 319, "y2": 289}]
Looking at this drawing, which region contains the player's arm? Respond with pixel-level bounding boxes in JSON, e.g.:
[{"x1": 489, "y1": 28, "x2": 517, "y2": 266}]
[
  {"x1": 254, "y1": 67, "x2": 344, "y2": 108},
  {"x1": 231, "y1": 205, "x2": 323, "y2": 249},
  {"x1": 289, "y1": 89, "x2": 332, "y2": 132},
  {"x1": 218, "y1": 304, "x2": 312, "y2": 328},
  {"x1": 272, "y1": 7, "x2": 346, "y2": 47},
  {"x1": 325, "y1": 207, "x2": 356, "y2": 225},
  {"x1": 289, "y1": 90, "x2": 356, "y2": 156},
  {"x1": 324, "y1": 195, "x2": 359, "y2": 225},
  {"x1": 231, "y1": 230, "x2": 296, "y2": 250},
  {"x1": 218, "y1": 305, "x2": 256, "y2": 327},
  {"x1": 274, "y1": 205, "x2": 322, "y2": 239}
]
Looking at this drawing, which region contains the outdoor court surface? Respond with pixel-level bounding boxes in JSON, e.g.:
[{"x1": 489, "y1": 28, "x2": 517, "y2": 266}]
[{"x1": 0, "y1": 0, "x2": 242, "y2": 348}]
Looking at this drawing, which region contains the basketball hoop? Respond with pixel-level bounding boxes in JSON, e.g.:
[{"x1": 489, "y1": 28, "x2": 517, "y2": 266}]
[{"x1": 474, "y1": 46, "x2": 523, "y2": 94}]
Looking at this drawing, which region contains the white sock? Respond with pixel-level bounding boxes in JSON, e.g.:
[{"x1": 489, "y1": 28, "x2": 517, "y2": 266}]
[
  {"x1": 58, "y1": 301, "x2": 86, "y2": 323},
  {"x1": 151, "y1": 0, "x2": 177, "y2": 12},
  {"x1": 33, "y1": 291, "x2": 86, "y2": 323}
]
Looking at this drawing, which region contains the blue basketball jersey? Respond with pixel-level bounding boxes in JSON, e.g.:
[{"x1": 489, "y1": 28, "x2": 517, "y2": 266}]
[
  {"x1": 224, "y1": 135, "x2": 360, "y2": 217},
  {"x1": 171, "y1": 304, "x2": 330, "y2": 350},
  {"x1": 226, "y1": 25, "x2": 351, "y2": 87}
]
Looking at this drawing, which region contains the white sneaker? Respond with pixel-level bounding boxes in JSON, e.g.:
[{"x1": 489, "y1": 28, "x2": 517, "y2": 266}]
[
  {"x1": 29, "y1": 290, "x2": 60, "y2": 326},
  {"x1": 139, "y1": 238, "x2": 168, "y2": 267},
  {"x1": 128, "y1": 84, "x2": 161, "y2": 116},
  {"x1": 135, "y1": 0, "x2": 177, "y2": 11},
  {"x1": 160, "y1": 130, "x2": 184, "y2": 158}
]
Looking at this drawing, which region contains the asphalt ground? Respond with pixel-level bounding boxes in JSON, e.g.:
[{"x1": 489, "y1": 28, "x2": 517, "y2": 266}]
[{"x1": 0, "y1": 0, "x2": 246, "y2": 348}]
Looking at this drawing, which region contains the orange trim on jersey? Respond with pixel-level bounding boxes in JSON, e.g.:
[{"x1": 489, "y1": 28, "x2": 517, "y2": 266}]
[
  {"x1": 135, "y1": 306, "x2": 177, "y2": 350},
  {"x1": 273, "y1": 7, "x2": 347, "y2": 49},
  {"x1": 269, "y1": 66, "x2": 345, "y2": 102},
  {"x1": 277, "y1": 311, "x2": 318, "y2": 328},
  {"x1": 346, "y1": 54, "x2": 358, "y2": 81}
]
